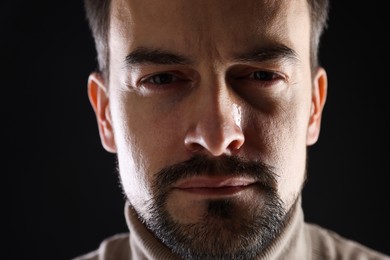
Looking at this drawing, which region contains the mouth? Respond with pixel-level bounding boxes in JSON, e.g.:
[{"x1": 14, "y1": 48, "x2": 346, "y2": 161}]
[{"x1": 173, "y1": 177, "x2": 257, "y2": 197}]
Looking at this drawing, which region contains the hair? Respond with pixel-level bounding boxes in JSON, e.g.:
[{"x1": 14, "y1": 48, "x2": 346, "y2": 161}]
[
  {"x1": 84, "y1": 0, "x2": 329, "y2": 81},
  {"x1": 307, "y1": 0, "x2": 330, "y2": 72},
  {"x1": 84, "y1": 0, "x2": 111, "y2": 81}
]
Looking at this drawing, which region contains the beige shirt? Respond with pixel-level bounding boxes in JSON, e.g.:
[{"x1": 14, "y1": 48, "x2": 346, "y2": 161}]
[{"x1": 73, "y1": 199, "x2": 390, "y2": 260}]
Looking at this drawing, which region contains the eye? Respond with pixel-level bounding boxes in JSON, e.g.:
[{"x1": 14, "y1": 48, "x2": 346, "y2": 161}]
[
  {"x1": 230, "y1": 68, "x2": 287, "y2": 90},
  {"x1": 249, "y1": 71, "x2": 280, "y2": 81},
  {"x1": 144, "y1": 73, "x2": 177, "y2": 85},
  {"x1": 137, "y1": 71, "x2": 192, "y2": 94}
]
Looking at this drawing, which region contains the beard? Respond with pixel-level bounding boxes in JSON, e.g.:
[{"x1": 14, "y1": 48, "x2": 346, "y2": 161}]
[{"x1": 123, "y1": 155, "x2": 295, "y2": 260}]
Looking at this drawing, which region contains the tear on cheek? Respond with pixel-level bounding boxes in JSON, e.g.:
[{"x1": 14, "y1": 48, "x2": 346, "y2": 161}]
[{"x1": 232, "y1": 103, "x2": 242, "y2": 128}]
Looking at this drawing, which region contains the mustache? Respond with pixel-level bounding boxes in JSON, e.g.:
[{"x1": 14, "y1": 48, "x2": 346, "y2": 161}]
[{"x1": 153, "y1": 155, "x2": 279, "y2": 192}]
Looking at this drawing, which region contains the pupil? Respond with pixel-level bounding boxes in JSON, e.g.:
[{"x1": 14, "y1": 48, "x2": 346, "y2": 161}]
[
  {"x1": 155, "y1": 74, "x2": 172, "y2": 84},
  {"x1": 254, "y1": 71, "x2": 271, "y2": 80}
]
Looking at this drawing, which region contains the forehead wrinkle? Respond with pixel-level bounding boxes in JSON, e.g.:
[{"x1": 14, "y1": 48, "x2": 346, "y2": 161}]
[
  {"x1": 111, "y1": 0, "x2": 216, "y2": 59},
  {"x1": 196, "y1": 0, "x2": 302, "y2": 59},
  {"x1": 110, "y1": 0, "x2": 310, "y2": 71},
  {"x1": 178, "y1": 0, "x2": 293, "y2": 69}
]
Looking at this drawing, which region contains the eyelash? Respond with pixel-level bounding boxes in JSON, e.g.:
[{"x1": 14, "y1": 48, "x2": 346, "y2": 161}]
[
  {"x1": 248, "y1": 71, "x2": 283, "y2": 81},
  {"x1": 139, "y1": 73, "x2": 182, "y2": 89},
  {"x1": 139, "y1": 70, "x2": 285, "y2": 89}
]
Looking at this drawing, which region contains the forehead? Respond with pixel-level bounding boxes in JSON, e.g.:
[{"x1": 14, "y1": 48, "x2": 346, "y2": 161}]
[{"x1": 109, "y1": 0, "x2": 310, "y2": 61}]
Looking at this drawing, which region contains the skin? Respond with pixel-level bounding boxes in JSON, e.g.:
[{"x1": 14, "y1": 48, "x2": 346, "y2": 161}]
[{"x1": 88, "y1": 0, "x2": 327, "y2": 256}]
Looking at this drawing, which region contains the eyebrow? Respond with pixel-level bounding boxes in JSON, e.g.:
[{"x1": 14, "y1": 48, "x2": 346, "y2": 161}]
[
  {"x1": 124, "y1": 45, "x2": 299, "y2": 68},
  {"x1": 234, "y1": 45, "x2": 300, "y2": 64},
  {"x1": 125, "y1": 47, "x2": 193, "y2": 67}
]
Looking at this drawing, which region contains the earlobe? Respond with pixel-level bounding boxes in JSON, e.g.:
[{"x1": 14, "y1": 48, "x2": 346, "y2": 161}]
[
  {"x1": 307, "y1": 67, "x2": 327, "y2": 146},
  {"x1": 88, "y1": 72, "x2": 117, "y2": 153}
]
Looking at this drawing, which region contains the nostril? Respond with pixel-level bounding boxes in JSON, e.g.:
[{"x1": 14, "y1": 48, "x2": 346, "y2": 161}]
[
  {"x1": 230, "y1": 139, "x2": 244, "y2": 150},
  {"x1": 184, "y1": 134, "x2": 244, "y2": 156},
  {"x1": 184, "y1": 121, "x2": 245, "y2": 156},
  {"x1": 185, "y1": 141, "x2": 204, "y2": 153},
  {"x1": 227, "y1": 138, "x2": 245, "y2": 154}
]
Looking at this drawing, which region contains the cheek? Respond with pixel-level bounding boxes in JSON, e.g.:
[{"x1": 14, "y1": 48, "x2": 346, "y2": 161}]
[
  {"x1": 125, "y1": 100, "x2": 188, "y2": 170},
  {"x1": 110, "y1": 93, "x2": 188, "y2": 201},
  {"x1": 276, "y1": 108, "x2": 309, "y2": 206},
  {"x1": 244, "y1": 97, "x2": 310, "y2": 206},
  {"x1": 107, "y1": 93, "x2": 152, "y2": 207}
]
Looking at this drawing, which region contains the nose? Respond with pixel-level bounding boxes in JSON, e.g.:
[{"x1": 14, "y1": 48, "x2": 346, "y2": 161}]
[{"x1": 184, "y1": 84, "x2": 245, "y2": 157}]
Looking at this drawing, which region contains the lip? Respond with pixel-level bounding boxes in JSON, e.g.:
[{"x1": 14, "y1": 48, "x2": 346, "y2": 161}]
[{"x1": 173, "y1": 177, "x2": 256, "y2": 196}]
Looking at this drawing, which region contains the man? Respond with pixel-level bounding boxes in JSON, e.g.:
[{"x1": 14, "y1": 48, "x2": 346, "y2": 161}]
[{"x1": 75, "y1": 0, "x2": 390, "y2": 259}]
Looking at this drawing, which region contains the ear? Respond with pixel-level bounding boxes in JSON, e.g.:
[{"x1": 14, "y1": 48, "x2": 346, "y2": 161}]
[
  {"x1": 88, "y1": 72, "x2": 117, "y2": 153},
  {"x1": 307, "y1": 67, "x2": 327, "y2": 146}
]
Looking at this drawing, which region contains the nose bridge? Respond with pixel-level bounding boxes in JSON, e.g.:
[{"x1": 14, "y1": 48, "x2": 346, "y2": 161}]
[
  {"x1": 204, "y1": 81, "x2": 239, "y2": 131},
  {"x1": 184, "y1": 76, "x2": 245, "y2": 156}
]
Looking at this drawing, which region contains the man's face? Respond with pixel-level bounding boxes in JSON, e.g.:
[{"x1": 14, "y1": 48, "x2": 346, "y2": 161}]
[{"x1": 89, "y1": 0, "x2": 327, "y2": 258}]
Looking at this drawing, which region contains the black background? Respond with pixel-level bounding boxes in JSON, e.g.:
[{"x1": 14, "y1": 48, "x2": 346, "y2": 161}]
[{"x1": 3, "y1": 1, "x2": 389, "y2": 259}]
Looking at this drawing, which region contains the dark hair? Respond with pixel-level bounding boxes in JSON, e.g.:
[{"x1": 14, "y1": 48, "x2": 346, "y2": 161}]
[
  {"x1": 84, "y1": 0, "x2": 111, "y2": 81},
  {"x1": 307, "y1": 0, "x2": 330, "y2": 72},
  {"x1": 84, "y1": 0, "x2": 329, "y2": 81}
]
